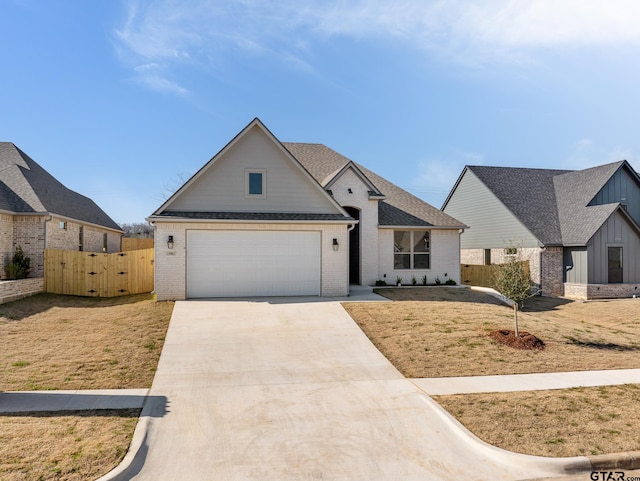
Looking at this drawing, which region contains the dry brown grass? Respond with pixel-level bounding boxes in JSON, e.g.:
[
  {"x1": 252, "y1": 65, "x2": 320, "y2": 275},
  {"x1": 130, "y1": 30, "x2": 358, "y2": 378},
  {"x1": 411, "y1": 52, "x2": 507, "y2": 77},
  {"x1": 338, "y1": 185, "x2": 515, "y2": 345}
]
[
  {"x1": 0, "y1": 293, "x2": 174, "y2": 390},
  {"x1": 343, "y1": 287, "x2": 640, "y2": 377},
  {"x1": 434, "y1": 385, "x2": 640, "y2": 457},
  {"x1": 344, "y1": 287, "x2": 640, "y2": 457},
  {"x1": 0, "y1": 409, "x2": 139, "y2": 480},
  {"x1": 0, "y1": 293, "x2": 173, "y2": 481}
]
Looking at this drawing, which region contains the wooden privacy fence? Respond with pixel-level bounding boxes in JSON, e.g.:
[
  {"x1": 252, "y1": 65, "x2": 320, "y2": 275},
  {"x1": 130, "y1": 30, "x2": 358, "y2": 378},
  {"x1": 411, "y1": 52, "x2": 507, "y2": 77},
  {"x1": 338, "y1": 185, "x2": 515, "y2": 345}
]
[
  {"x1": 44, "y1": 248, "x2": 154, "y2": 297},
  {"x1": 121, "y1": 237, "x2": 154, "y2": 251},
  {"x1": 460, "y1": 261, "x2": 530, "y2": 288}
]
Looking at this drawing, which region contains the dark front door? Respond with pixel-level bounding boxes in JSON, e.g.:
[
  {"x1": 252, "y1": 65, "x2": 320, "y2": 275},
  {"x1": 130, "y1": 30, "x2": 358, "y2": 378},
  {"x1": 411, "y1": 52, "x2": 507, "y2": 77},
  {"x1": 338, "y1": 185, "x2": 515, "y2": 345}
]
[
  {"x1": 608, "y1": 246, "x2": 623, "y2": 283},
  {"x1": 344, "y1": 207, "x2": 360, "y2": 284}
]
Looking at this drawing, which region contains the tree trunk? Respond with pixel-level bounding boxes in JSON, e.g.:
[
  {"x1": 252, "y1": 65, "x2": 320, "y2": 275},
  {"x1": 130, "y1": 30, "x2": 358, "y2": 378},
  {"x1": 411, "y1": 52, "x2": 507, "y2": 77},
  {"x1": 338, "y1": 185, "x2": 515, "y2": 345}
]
[{"x1": 514, "y1": 303, "x2": 519, "y2": 337}]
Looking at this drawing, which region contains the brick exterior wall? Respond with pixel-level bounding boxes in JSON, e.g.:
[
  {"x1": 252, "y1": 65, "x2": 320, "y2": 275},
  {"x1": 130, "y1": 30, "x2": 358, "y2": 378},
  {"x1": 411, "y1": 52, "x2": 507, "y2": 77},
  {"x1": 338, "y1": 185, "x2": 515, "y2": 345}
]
[
  {"x1": 46, "y1": 216, "x2": 122, "y2": 253},
  {"x1": 154, "y1": 222, "x2": 349, "y2": 301},
  {"x1": 329, "y1": 169, "x2": 379, "y2": 286},
  {"x1": 378, "y1": 229, "x2": 462, "y2": 285},
  {"x1": 0, "y1": 214, "x2": 121, "y2": 279},
  {"x1": 540, "y1": 247, "x2": 564, "y2": 296},
  {"x1": 460, "y1": 249, "x2": 485, "y2": 265},
  {"x1": 564, "y1": 282, "x2": 640, "y2": 300},
  {"x1": 0, "y1": 278, "x2": 44, "y2": 304},
  {"x1": 13, "y1": 216, "x2": 46, "y2": 278}
]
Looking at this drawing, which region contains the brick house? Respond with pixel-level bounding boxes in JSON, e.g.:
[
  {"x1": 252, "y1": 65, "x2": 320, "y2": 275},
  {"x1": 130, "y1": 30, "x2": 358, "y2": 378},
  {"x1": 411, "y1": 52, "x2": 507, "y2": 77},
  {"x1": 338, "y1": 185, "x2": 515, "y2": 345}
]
[
  {"x1": 148, "y1": 118, "x2": 466, "y2": 300},
  {"x1": 0, "y1": 143, "x2": 123, "y2": 278},
  {"x1": 442, "y1": 161, "x2": 640, "y2": 299}
]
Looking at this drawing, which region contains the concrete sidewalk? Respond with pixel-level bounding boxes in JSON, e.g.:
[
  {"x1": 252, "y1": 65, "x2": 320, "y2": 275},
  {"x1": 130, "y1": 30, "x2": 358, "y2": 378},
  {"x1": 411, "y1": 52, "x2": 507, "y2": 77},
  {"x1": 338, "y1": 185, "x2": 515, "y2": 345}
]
[
  {"x1": 0, "y1": 389, "x2": 149, "y2": 413},
  {"x1": 412, "y1": 368, "x2": 640, "y2": 395}
]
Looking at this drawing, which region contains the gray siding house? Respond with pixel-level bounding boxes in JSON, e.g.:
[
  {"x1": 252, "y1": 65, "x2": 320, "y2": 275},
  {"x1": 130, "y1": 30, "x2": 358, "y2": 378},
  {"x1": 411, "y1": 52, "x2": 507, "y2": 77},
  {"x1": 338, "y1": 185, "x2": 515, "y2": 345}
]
[{"x1": 442, "y1": 161, "x2": 640, "y2": 299}]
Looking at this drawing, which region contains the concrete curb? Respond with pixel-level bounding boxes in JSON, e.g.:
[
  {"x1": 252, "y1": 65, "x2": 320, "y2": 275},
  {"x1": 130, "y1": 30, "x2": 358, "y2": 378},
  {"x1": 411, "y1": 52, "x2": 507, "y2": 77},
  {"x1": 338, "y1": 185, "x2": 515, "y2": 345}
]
[
  {"x1": 95, "y1": 415, "x2": 151, "y2": 481},
  {"x1": 416, "y1": 392, "x2": 593, "y2": 477},
  {"x1": 588, "y1": 451, "x2": 640, "y2": 471}
]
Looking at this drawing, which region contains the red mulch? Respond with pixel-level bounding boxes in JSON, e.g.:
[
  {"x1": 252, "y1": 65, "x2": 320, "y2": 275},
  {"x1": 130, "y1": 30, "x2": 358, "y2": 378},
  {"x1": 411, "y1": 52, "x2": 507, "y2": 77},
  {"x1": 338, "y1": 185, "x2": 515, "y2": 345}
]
[{"x1": 489, "y1": 329, "x2": 545, "y2": 350}]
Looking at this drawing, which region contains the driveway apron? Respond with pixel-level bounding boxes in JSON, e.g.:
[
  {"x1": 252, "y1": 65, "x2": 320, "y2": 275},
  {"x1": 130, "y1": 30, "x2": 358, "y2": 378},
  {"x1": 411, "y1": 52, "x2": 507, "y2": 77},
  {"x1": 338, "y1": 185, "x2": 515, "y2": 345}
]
[{"x1": 126, "y1": 300, "x2": 588, "y2": 480}]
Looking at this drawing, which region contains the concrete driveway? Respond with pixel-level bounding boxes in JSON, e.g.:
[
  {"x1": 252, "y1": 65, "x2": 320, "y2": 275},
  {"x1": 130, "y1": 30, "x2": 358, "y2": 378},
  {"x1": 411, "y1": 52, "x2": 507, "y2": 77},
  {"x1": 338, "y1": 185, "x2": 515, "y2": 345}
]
[{"x1": 108, "y1": 299, "x2": 590, "y2": 481}]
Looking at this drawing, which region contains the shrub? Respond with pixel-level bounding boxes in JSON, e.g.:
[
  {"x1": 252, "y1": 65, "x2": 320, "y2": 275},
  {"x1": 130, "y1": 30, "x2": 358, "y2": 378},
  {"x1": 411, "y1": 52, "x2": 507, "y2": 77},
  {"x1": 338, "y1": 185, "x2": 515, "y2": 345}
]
[
  {"x1": 445, "y1": 279, "x2": 456, "y2": 285},
  {"x1": 5, "y1": 245, "x2": 30, "y2": 280},
  {"x1": 421, "y1": 275, "x2": 427, "y2": 286},
  {"x1": 374, "y1": 279, "x2": 387, "y2": 286}
]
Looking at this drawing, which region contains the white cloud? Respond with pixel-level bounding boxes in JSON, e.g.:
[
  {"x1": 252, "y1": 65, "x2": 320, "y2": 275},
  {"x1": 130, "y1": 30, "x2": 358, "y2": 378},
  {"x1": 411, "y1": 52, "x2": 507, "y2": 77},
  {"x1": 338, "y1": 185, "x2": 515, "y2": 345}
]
[{"x1": 113, "y1": 0, "x2": 640, "y2": 93}]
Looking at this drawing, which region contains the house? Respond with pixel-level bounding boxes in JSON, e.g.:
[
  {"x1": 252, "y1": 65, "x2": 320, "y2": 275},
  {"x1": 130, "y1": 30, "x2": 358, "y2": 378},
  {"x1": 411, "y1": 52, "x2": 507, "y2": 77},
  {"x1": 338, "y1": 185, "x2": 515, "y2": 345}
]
[
  {"x1": 442, "y1": 161, "x2": 640, "y2": 299},
  {"x1": 148, "y1": 118, "x2": 466, "y2": 300},
  {"x1": 0, "y1": 143, "x2": 123, "y2": 278}
]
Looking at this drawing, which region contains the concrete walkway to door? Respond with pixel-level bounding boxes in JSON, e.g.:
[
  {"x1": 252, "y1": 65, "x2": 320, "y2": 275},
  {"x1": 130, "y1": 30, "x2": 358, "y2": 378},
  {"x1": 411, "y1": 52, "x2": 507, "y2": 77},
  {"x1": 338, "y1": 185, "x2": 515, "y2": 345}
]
[{"x1": 103, "y1": 298, "x2": 592, "y2": 481}]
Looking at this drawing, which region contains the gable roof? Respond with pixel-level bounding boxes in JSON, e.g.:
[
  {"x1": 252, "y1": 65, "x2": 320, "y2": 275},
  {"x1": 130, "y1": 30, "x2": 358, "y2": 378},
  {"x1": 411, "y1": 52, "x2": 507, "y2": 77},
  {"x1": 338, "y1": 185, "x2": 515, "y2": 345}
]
[
  {"x1": 0, "y1": 143, "x2": 122, "y2": 231},
  {"x1": 283, "y1": 143, "x2": 466, "y2": 228},
  {"x1": 152, "y1": 118, "x2": 352, "y2": 223},
  {"x1": 443, "y1": 160, "x2": 639, "y2": 246}
]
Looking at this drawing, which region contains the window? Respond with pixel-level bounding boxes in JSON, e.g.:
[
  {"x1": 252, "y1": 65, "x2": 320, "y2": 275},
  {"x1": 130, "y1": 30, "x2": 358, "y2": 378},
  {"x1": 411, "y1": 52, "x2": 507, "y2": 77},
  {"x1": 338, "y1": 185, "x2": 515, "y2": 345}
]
[
  {"x1": 484, "y1": 249, "x2": 491, "y2": 265},
  {"x1": 394, "y1": 231, "x2": 430, "y2": 269},
  {"x1": 505, "y1": 247, "x2": 518, "y2": 256},
  {"x1": 59, "y1": 221, "x2": 67, "y2": 230},
  {"x1": 245, "y1": 169, "x2": 266, "y2": 198},
  {"x1": 103, "y1": 233, "x2": 108, "y2": 252},
  {"x1": 79, "y1": 226, "x2": 84, "y2": 252},
  {"x1": 608, "y1": 246, "x2": 623, "y2": 283}
]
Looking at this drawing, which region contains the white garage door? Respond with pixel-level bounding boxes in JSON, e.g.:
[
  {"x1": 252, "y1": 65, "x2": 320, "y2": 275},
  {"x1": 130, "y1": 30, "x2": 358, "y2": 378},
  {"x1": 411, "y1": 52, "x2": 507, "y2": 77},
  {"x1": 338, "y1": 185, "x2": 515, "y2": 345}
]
[{"x1": 186, "y1": 230, "x2": 321, "y2": 298}]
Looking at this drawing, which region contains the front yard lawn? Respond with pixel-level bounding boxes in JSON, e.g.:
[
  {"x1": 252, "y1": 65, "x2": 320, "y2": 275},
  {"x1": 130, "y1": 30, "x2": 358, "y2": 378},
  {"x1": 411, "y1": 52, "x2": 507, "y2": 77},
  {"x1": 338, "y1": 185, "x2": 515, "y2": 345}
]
[
  {"x1": 343, "y1": 287, "x2": 640, "y2": 378},
  {"x1": 0, "y1": 293, "x2": 173, "y2": 481},
  {"x1": 343, "y1": 287, "x2": 640, "y2": 457}
]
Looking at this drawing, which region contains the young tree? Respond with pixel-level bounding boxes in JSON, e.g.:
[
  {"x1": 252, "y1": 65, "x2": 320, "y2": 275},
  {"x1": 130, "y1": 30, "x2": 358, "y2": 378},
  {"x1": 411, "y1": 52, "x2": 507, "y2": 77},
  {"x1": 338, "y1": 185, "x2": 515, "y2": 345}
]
[
  {"x1": 493, "y1": 256, "x2": 533, "y2": 336},
  {"x1": 5, "y1": 245, "x2": 30, "y2": 280}
]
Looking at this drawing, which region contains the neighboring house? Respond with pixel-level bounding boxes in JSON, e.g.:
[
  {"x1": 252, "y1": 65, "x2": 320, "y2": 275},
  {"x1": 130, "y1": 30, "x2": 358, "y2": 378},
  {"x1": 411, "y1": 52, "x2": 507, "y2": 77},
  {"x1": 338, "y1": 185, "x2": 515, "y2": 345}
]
[
  {"x1": 0, "y1": 143, "x2": 123, "y2": 278},
  {"x1": 442, "y1": 161, "x2": 640, "y2": 299},
  {"x1": 149, "y1": 118, "x2": 466, "y2": 300}
]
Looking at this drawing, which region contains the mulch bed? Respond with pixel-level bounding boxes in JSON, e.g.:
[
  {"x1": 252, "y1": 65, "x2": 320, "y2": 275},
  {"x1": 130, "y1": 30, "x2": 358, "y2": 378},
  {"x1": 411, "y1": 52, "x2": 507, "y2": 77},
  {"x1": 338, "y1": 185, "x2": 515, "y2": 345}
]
[{"x1": 489, "y1": 329, "x2": 545, "y2": 350}]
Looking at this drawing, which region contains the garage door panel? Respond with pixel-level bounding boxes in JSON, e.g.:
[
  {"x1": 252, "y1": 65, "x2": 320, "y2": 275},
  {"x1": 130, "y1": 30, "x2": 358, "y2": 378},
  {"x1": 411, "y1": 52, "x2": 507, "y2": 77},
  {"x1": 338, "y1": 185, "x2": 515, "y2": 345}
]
[{"x1": 187, "y1": 230, "x2": 321, "y2": 297}]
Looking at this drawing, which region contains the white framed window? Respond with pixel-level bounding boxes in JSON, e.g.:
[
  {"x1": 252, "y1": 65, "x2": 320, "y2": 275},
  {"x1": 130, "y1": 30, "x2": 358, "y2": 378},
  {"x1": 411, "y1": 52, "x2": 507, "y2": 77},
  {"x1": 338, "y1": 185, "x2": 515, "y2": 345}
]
[
  {"x1": 505, "y1": 247, "x2": 518, "y2": 256},
  {"x1": 245, "y1": 169, "x2": 266, "y2": 198},
  {"x1": 394, "y1": 230, "x2": 430, "y2": 269},
  {"x1": 59, "y1": 221, "x2": 67, "y2": 230}
]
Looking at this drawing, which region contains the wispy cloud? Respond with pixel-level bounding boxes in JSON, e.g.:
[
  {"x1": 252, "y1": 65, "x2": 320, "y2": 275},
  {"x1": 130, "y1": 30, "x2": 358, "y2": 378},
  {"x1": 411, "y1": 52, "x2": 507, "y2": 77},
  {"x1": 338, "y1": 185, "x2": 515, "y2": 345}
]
[{"x1": 113, "y1": 0, "x2": 640, "y2": 94}]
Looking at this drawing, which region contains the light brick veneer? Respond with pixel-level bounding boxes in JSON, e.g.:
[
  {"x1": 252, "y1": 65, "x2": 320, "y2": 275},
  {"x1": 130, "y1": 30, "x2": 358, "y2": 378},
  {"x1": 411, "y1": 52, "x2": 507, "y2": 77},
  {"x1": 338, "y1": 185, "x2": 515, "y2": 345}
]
[
  {"x1": 154, "y1": 222, "x2": 349, "y2": 301},
  {"x1": 564, "y1": 282, "x2": 640, "y2": 300},
  {"x1": 0, "y1": 278, "x2": 44, "y2": 304}
]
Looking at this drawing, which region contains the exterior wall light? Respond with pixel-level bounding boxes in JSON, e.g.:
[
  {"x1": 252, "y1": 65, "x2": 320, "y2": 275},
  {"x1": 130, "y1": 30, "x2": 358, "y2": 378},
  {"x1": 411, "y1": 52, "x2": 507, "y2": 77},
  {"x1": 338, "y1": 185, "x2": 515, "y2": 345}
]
[
  {"x1": 332, "y1": 238, "x2": 339, "y2": 251},
  {"x1": 167, "y1": 235, "x2": 174, "y2": 249}
]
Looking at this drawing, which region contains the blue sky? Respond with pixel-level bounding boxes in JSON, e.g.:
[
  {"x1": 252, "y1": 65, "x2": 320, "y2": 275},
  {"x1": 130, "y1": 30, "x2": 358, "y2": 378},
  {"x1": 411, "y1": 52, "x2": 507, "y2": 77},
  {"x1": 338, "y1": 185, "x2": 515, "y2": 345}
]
[{"x1": 3, "y1": 0, "x2": 640, "y2": 225}]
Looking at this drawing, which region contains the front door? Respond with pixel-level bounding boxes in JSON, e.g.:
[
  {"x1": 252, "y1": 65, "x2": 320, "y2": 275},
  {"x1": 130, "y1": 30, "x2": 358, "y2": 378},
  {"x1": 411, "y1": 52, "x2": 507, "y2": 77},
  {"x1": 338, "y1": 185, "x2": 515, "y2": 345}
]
[
  {"x1": 344, "y1": 207, "x2": 360, "y2": 284},
  {"x1": 608, "y1": 246, "x2": 623, "y2": 283}
]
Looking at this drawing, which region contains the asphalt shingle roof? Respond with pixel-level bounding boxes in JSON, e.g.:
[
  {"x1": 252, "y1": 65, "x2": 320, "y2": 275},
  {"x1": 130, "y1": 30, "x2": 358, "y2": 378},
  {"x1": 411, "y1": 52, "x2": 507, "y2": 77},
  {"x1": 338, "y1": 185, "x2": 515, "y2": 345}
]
[
  {"x1": 0, "y1": 142, "x2": 122, "y2": 231},
  {"x1": 465, "y1": 161, "x2": 634, "y2": 246},
  {"x1": 284, "y1": 142, "x2": 466, "y2": 228}
]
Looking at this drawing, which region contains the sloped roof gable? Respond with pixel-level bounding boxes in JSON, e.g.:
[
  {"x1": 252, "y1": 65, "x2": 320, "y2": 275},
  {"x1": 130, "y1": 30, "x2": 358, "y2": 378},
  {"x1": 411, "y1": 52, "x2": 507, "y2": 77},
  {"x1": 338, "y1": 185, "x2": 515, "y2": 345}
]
[
  {"x1": 0, "y1": 143, "x2": 122, "y2": 231},
  {"x1": 448, "y1": 160, "x2": 638, "y2": 247},
  {"x1": 284, "y1": 142, "x2": 466, "y2": 228}
]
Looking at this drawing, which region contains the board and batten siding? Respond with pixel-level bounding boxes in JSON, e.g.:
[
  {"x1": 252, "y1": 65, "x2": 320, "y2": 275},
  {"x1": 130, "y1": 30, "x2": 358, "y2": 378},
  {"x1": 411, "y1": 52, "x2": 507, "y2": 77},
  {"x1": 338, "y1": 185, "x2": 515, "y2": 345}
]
[
  {"x1": 443, "y1": 170, "x2": 540, "y2": 249},
  {"x1": 167, "y1": 126, "x2": 339, "y2": 214},
  {"x1": 563, "y1": 247, "x2": 588, "y2": 284},
  {"x1": 587, "y1": 211, "x2": 640, "y2": 283},
  {"x1": 590, "y1": 166, "x2": 640, "y2": 226}
]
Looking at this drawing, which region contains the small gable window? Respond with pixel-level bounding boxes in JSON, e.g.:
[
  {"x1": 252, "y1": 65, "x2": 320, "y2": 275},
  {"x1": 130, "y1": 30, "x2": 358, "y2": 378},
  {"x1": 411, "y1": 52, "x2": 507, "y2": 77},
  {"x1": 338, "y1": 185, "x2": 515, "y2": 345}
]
[
  {"x1": 246, "y1": 169, "x2": 266, "y2": 198},
  {"x1": 394, "y1": 231, "x2": 430, "y2": 270}
]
